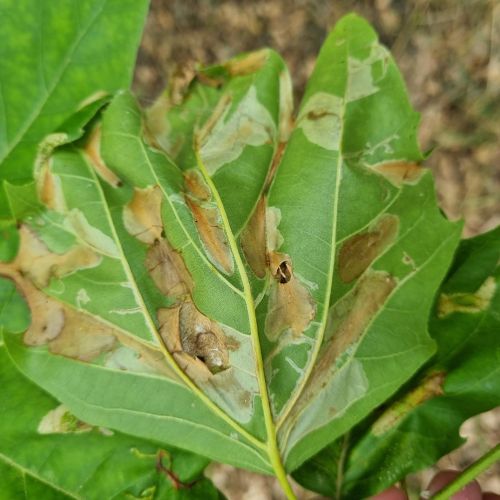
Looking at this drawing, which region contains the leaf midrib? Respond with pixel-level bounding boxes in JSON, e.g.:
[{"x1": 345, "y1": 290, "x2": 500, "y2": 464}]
[{"x1": 82, "y1": 149, "x2": 267, "y2": 453}]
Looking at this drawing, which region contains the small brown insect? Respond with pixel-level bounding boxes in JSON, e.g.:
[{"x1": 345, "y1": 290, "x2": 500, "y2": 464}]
[{"x1": 275, "y1": 260, "x2": 292, "y2": 284}]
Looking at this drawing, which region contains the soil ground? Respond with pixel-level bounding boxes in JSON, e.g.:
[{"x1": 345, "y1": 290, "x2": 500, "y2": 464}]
[{"x1": 132, "y1": 1, "x2": 499, "y2": 498}]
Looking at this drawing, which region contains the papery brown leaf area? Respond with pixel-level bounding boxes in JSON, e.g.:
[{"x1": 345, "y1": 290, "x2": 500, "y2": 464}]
[
  {"x1": 241, "y1": 196, "x2": 267, "y2": 279},
  {"x1": 184, "y1": 171, "x2": 234, "y2": 275},
  {"x1": 0, "y1": 235, "x2": 171, "y2": 376},
  {"x1": 372, "y1": 161, "x2": 424, "y2": 187},
  {"x1": 84, "y1": 125, "x2": 122, "y2": 187},
  {"x1": 158, "y1": 299, "x2": 230, "y2": 380},
  {"x1": 338, "y1": 214, "x2": 399, "y2": 284},
  {"x1": 15, "y1": 226, "x2": 101, "y2": 288},
  {"x1": 265, "y1": 252, "x2": 316, "y2": 341},
  {"x1": 288, "y1": 272, "x2": 397, "y2": 417},
  {"x1": 122, "y1": 178, "x2": 231, "y2": 379}
]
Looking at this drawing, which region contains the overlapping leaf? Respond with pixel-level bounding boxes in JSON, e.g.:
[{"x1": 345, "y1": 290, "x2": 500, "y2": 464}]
[
  {"x1": 293, "y1": 227, "x2": 500, "y2": 498},
  {"x1": 0, "y1": 0, "x2": 149, "y2": 214},
  {"x1": 1, "y1": 13, "x2": 464, "y2": 493},
  {"x1": 0, "y1": 340, "x2": 220, "y2": 499}
]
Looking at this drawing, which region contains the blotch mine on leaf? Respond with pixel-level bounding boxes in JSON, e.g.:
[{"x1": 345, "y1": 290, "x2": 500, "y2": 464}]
[
  {"x1": 84, "y1": 125, "x2": 122, "y2": 187},
  {"x1": 287, "y1": 272, "x2": 397, "y2": 423},
  {"x1": 372, "y1": 371, "x2": 445, "y2": 436},
  {"x1": 15, "y1": 225, "x2": 101, "y2": 288},
  {"x1": 265, "y1": 252, "x2": 316, "y2": 341},
  {"x1": 224, "y1": 49, "x2": 268, "y2": 76},
  {"x1": 186, "y1": 197, "x2": 234, "y2": 275},
  {"x1": 323, "y1": 271, "x2": 397, "y2": 359},
  {"x1": 437, "y1": 276, "x2": 496, "y2": 318},
  {"x1": 158, "y1": 299, "x2": 230, "y2": 378},
  {"x1": 241, "y1": 196, "x2": 267, "y2": 278},
  {"x1": 338, "y1": 213, "x2": 399, "y2": 283},
  {"x1": 145, "y1": 238, "x2": 194, "y2": 298},
  {"x1": 37, "y1": 161, "x2": 66, "y2": 212},
  {"x1": 184, "y1": 169, "x2": 211, "y2": 201},
  {"x1": 296, "y1": 92, "x2": 343, "y2": 151},
  {"x1": 38, "y1": 404, "x2": 93, "y2": 434},
  {"x1": 198, "y1": 86, "x2": 276, "y2": 174},
  {"x1": 123, "y1": 185, "x2": 164, "y2": 244},
  {"x1": 372, "y1": 160, "x2": 424, "y2": 187}
]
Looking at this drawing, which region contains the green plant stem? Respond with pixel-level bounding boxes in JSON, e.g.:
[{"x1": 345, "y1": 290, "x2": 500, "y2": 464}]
[
  {"x1": 431, "y1": 444, "x2": 500, "y2": 500},
  {"x1": 195, "y1": 149, "x2": 296, "y2": 500}
]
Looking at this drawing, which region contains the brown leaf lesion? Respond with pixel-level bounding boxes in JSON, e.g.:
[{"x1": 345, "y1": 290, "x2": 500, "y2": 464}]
[
  {"x1": 0, "y1": 265, "x2": 173, "y2": 377},
  {"x1": 372, "y1": 160, "x2": 424, "y2": 187},
  {"x1": 13, "y1": 225, "x2": 101, "y2": 289},
  {"x1": 265, "y1": 252, "x2": 316, "y2": 341},
  {"x1": 158, "y1": 299, "x2": 230, "y2": 380},
  {"x1": 121, "y1": 181, "x2": 231, "y2": 380},
  {"x1": 338, "y1": 214, "x2": 399, "y2": 283},
  {"x1": 183, "y1": 170, "x2": 234, "y2": 275},
  {"x1": 84, "y1": 125, "x2": 122, "y2": 187}
]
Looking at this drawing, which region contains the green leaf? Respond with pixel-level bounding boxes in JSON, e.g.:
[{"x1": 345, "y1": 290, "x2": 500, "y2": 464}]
[
  {"x1": 0, "y1": 0, "x2": 149, "y2": 215},
  {"x1": 0, "y1": 343, "x2": 221, "y2": 499},
  {"x1": 293, "y1": 227, "x2": 500, "y2": 498},
  {"x1": 1, "y1": 14, "x2": 462, "y2": 496}
]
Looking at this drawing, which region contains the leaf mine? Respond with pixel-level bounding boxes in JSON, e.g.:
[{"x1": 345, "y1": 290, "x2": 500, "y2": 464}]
[
  {"x1": 14, "y1": 225, "x2": 101, "y2": 288},
  {"x1": 123, "y1": 186, "x2": 164, "y2": 244},
  {"x1": 437, "y1": 276, "x2": 496, "y2": 318},
  {"x1": 145, "y1": 238, "x2": 194, "y2": 298},
  {"x1": 84, "y1": 125, "x2": 122, "y2": 187},
  {"x1": 185, "y1": 188, "x2": 234, "y2": 276},
  {"x1": 224, "y1": 49, "x2": 268, "y2": 76},
  {"x1": 265, "y1": 252, "x2": 316, "y2": 342},
  {"x1": 285, "y1": 272, "x2": 397, "y2": 426},
  {"x1": 158, "y1": 299, "x2": 230, "y2": 379},
  {"x1": 371, "y1": 371, "x2": 445, "y2": 436},
  {"x1": 338, "y1": 214, "x2": 399, "y2": 283},
  {"x1": 37, "y1": 404, "x2": 94, "y2": 435},
  {"x1": 241, "y1": 196, "x2": 267, "y2": 278},
  {"x1": 372, "y1": 161, "x2": 424, "y2": 187},
  {"x1": 198, "y1": 86, "x2": 276, "y2": 174}
]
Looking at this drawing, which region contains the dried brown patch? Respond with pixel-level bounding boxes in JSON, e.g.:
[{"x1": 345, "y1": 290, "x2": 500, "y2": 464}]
[
  {"x1": 184, "y1": 169, "x2": 211, "y2": 201},
  {"x1": 372, "y1": 161, "x2": 424, "y2": 187},
  {"x1": 372, "y1": 371, "x2": 446, "y2": 435},
  {"x1": 241, "y1": 196, "x2": 267, "y2": 278},
  {"x1": 37, "y1": 162, "x2": 66, "y2": 212},
  {"x1": 0, "y1": 264, "x2": 174, "y2": 376},
  {"x1": 146, "y1": 238, "x2": 194, "y2": 298},
  {"x1": 84, "y1": 125, "x2": 122, "y2": 187},
  {"x1": 224, "y1": 49, "x2": 268, "y2": 76},
  {"x1": 265, "y1": 252, "x2": 316, "y2": 341},
  {"x1": 158, "y1": 299, "x2": 230, "y2": 378},
  {"x1": 338, "y1": 214, "x2": 399, "y2": 283},
  {"x1": 123, "y1": 186, "x2": 164, "y2": 244},
  {"x1": 14, "y1": 226, "x2": 100, "y2": 288},
  {"x1": 323, "y1": 272, "x2": 397, "y2": 364},
  {"x1": 186, "y1": 197, "x2": 234, "y2": 274}
]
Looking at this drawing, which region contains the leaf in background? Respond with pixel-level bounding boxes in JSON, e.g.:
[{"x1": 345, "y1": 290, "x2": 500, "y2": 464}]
[
  {"x1": 293, "y1": 227, "x2": 500, "y2": 498},
  {"x1": 1, "y1": 13, "x2": 462, "y2": 491},
  {"x1": 0, "y1": 343, "x2": 221, "y2": 500},
  {"x1": 0, "y1": 0, "x2": 149, "y2": 215}
]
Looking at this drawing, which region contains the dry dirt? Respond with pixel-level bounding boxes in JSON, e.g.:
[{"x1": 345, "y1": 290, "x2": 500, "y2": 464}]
[{"x1": 132, "y1": 0, "x2": 499, "y2": 498}]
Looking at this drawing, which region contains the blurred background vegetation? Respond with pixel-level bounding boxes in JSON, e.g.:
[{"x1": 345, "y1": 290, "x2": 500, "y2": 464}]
[{"x1": 132, "y1": 1, "x2": 499, "y2": 497}]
